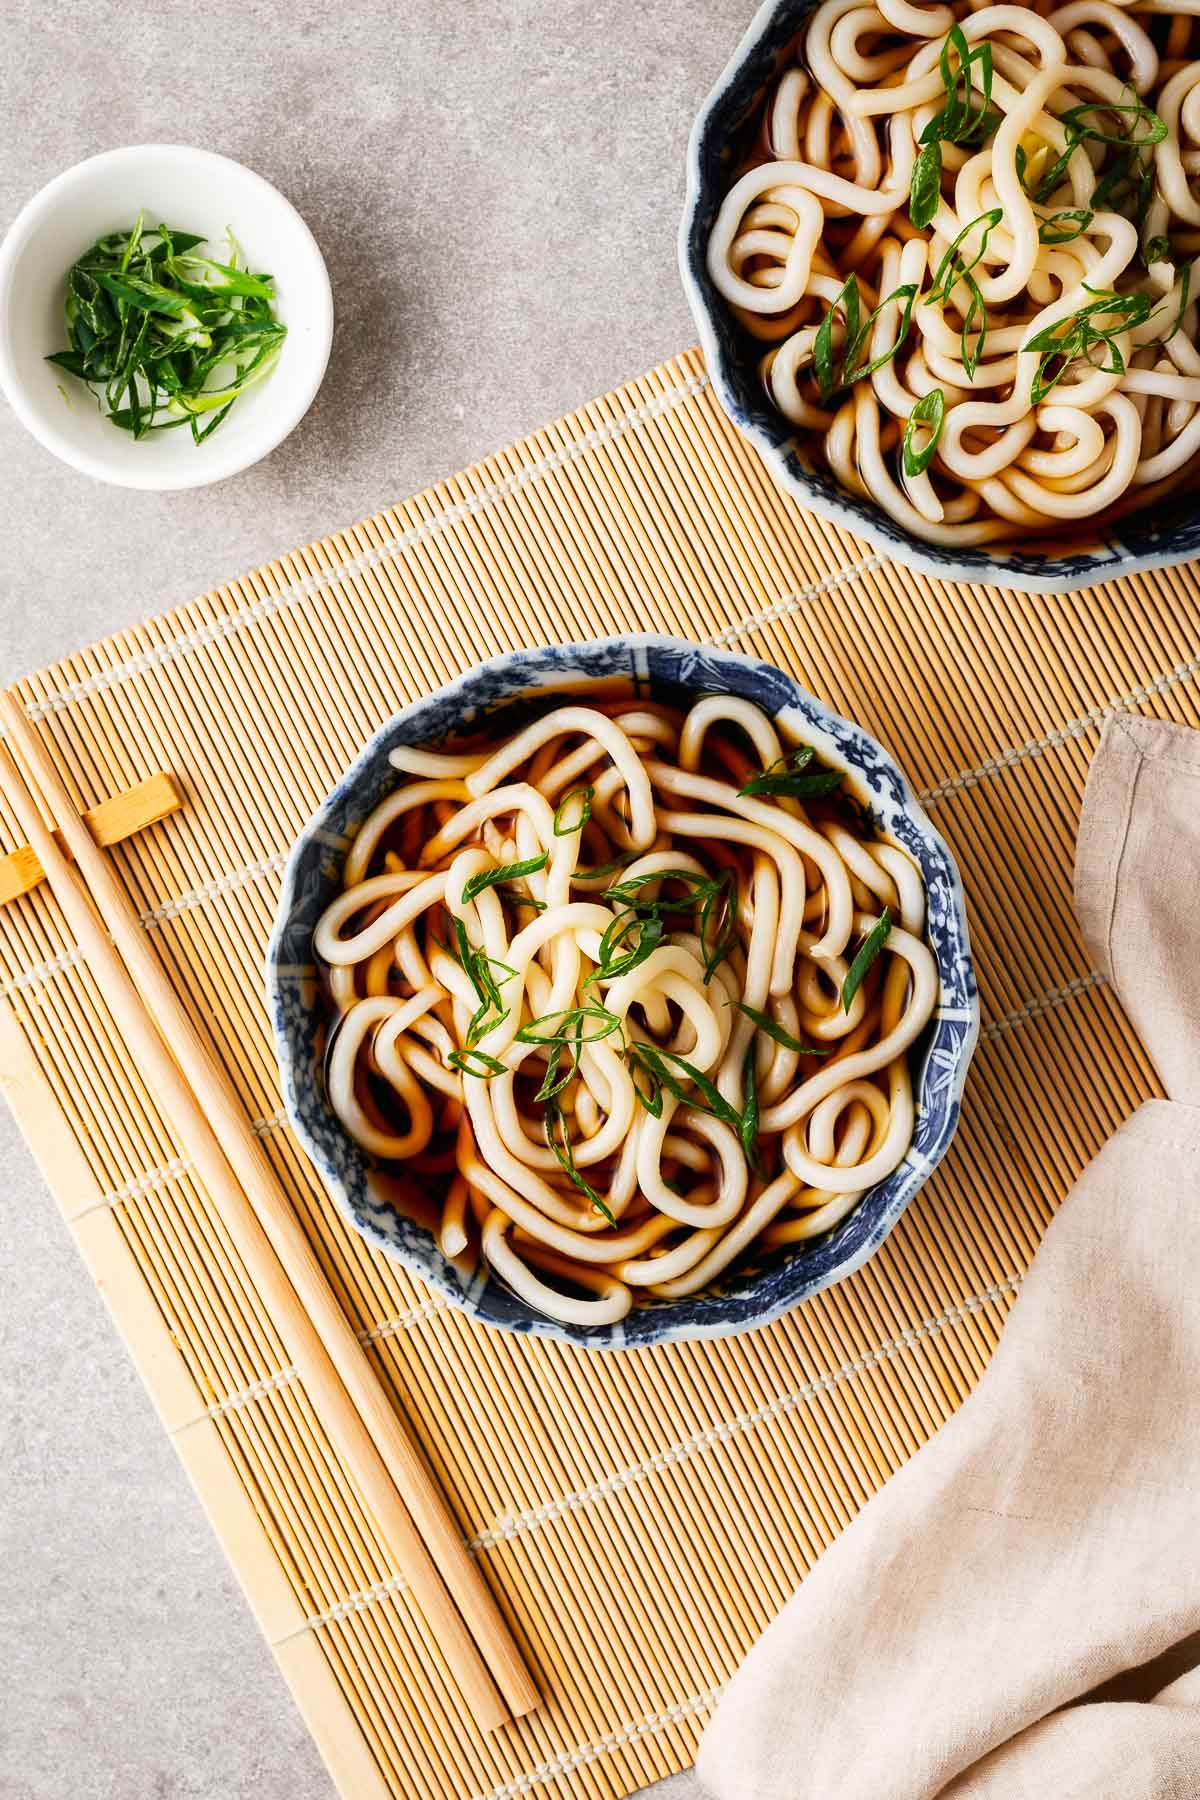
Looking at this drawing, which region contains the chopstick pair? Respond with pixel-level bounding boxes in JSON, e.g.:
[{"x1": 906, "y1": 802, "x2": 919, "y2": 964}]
[{"x1": 0, "y1": 693, "x2": 537, "y2": 1735}]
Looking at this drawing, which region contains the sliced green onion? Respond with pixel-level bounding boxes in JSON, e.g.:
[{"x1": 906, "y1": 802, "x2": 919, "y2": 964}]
[
  {"x1": 48, "y1": 213, "x2": 285, "y2": 443},
  {"x1": 602, "y1": 868, "x2": 720, "y2": 907},
  {"x1": 553, "y1": 785, "x2": 593, "y2": 835},
  {"x1": 447, "y1": 1047, "x2": 508, "y2": 1078},
  {"x1": 534, "y1": 1043, "x2": 573, "y2": 1103},
  {"x1": 698, "y1": 869, "x2": 739, "y2": 984},
  {"x1": 1024, "y1": 289, "x2": 1152, "y2": 403},
  {"x1": 460, "y1": 853, "x2": 548, "y2": 904},
  {"x1": 909, "y1": 142, "x2": 943, "y2": 231},
  {"x1": 731, "y1": 1001, "x2": 830, "y2": 1055},
  {"x1": 626, "y1": 1042, "x2": 743, "y2": 1136},
  {"x1": 1037, "y1": 208, "x2": 1094, "y2": 246},
  {"x1": 518, "y1": 1006, "x2": 624, "y2": 1099},
  {"x1": 585, "y1": 912, "x2": 665, "y2": 985},
  {"x1": 515, "y1": 1006, "x2": 624, "y2": 1045},
  {"x1": 545, "y1": 1099, "x2": 615, "y2": 1224},
  {"x1": 1058, "y1": 96, "x2": 1166, "y2": 150},
  {"x1": 902, "y1": 388, "x2": 946, "y2": 478},
  {"x1": 466, "y1": 1002, "x2": 510, "y2": 1048},
  {"x1": 738, "y1": 767, "x2": 844, "y2": 800},
  {"x1": 1162, "y1": 261, "x2": 1194, "y2": 345},
  {"x1": 842, "y1": 907, "x2": 893, "y2": 1013},
  {"x1": 929, "y1": 209, "x2": 1002, "y2": 302},
  {"x1": 739, "y1": 1038, "x2": 762, "y2": 1176},
  {"x1": 813, "y1": 276, "x2": 919, "y2": 401},
  {"x1": 910, "y1": 26, "x2": 996, "y2": 228}
]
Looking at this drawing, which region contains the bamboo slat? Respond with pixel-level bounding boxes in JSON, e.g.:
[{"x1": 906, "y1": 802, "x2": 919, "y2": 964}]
[{"x1": 0, "y1": 343, "x2": 1193, "y2": 1799}]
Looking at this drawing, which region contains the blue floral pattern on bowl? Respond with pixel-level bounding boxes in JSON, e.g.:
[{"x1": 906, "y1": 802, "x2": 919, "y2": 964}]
[
  {"x1": 266, "y1": 636, "x2": 979, "y2": 1349},
  {"x1": 678, "y1": 0, "x2": 1200, "y2": 595}
]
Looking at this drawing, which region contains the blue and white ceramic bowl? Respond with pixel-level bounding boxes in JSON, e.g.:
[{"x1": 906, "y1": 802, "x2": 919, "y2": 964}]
[
  {"x1": 679, "y1": 0, "x2": 1200, "y2": 595},
  {"x1": 267, "y1": 636, "x2": 979, "y2": 1349}
]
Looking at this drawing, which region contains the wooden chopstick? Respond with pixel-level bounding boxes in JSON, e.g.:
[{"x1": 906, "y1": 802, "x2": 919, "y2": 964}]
[{"x1": 0, "y1": 695, "x2": 538, "y2": 1731}]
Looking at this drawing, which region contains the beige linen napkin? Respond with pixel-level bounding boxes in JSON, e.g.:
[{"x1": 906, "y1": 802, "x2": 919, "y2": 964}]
[{"x1": 697, "y1": 713, "x2": 1200, "y2": 1800}]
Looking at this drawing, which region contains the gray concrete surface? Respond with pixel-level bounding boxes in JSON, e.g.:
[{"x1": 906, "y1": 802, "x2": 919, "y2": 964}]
[{"x1": 0, "y1": 0, "x2": 752, "y2": 1793}]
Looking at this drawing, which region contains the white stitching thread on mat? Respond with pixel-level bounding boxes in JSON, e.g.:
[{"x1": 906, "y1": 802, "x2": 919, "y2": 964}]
[
  {"x1": 1, "y1": 945, "x2": 86, "y2": 993},
  {"x1": 267, "y1": 1275, "x2": 1022, "y2": 1639},
  {"x1": 173, "y1": 1297, "x2": 451, "y2": 1432},
  {"x1": 272, "y1": 1572, "x2": 411, "y2": 1644},
  {"x1": 190, "y1": 1364, "x2": 299, "y2": 1420},
  {"x1": 138, "y1": 850, "x2": 290, "y2": 926},
  {"x1": 64, "y1": 1107, "x2": 286, "y2": 1216},
  {"x1": 706, "y1": 553, "x2": 889, "y2": 647},
  {"x1": 467, "y1": 1275, "x2": 1021, "y2": 1552},
  {"x1": 251, "y1": 1107, "x2": 289, "y2": 1137},
  {"x1": 920, "y1": 651, "x2": 1200, "y2": 806},
  {"x1": 358, "y1": 1296, "x2": 448, "y2": 1343},
  {"x1": 980, "y1": 971, "x2": 1108, "y2": 1042},
  {"x1": 0, "y1": 855, "x2": 286, "y2": 996},
  {"x1": 21, "y1": 375, "x2": 711, "y2": 722},
  {"x1": 0, "y1": 848, "x2": 287, "y2": 994},
  {"x1": 467, "y1": 1688, "x2": 726, "y2": 1800},
  {"x1": 68, "y1": 1156, "x2": 194, "y2": 1223}
]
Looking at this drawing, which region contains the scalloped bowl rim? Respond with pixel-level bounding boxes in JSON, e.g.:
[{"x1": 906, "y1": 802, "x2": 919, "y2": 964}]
[
  {"x1": 266, "y1": 635, "x2": 980, "y2": 1350},
  {"x1": 678, "y1": 0, "x2": 1200, "y2": 596}
]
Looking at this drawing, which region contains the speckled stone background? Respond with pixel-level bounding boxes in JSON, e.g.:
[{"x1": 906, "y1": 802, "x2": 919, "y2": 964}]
[{"x1": 0, "y1": 1, "x2": 764, "y2": 1794}]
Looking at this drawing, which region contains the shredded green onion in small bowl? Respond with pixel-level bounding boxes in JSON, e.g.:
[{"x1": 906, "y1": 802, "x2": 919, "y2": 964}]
[{"x1": 46, "y1": 211, "x2": 286, "y2": 443}]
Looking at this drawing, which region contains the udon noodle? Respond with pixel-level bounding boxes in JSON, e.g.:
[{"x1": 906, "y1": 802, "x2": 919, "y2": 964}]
[
  {"x1": 705, "y1": 0, "x2": 1200, "y2": 543},
  {"x1": 314, "y1": 694, "x2": 939, "y2": 1327}
]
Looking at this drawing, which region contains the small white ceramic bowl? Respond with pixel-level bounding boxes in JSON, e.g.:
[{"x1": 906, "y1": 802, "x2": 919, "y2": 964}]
[{"x1": 0, "y1": 144, "x2": 333, "y2": 490}]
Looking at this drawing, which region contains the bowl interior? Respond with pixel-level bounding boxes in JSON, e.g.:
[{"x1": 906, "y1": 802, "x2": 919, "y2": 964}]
[
  {"x1": 680, "y1": 0, "x2": 1200, "y2": 591},
  {"x1": 267, "y1": 637, "x2": 979, "y2": 1350},
  {"x1": 0, "y1": 145, "x2": 332, "y2": 489}
]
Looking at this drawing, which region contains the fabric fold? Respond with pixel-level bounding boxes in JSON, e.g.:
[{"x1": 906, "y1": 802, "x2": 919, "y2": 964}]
[{"x1": 1075, "y1": 714, "x2": 1200, "y2": 1107}]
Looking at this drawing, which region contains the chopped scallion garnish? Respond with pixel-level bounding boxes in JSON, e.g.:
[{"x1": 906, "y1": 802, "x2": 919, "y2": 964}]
[
  {"x1": 586, "y1": 910, "x2": 665, "y2": 985},
  {"x1": 740, "y1": 1038, "x2": 762, "y2": 1176},
  {"x1": 738, "y1": 745, "x2": 843, "y2": 799},
  {"x1": 447, "y1": 1047, "x2": 508, "y2": 1078},
  {"x1": 731, "y1": 1000, "x2": 830, "y2": 1055},
  {"x1": 813, "y1": 274, "x2": 919, "y2": 400},
  {"x1": 516, "y1": 1006, "x2": 624, "y2": 1046},
  {"x1": 553, "y1": 786, "x2": 593, "y2": 835},
  {"x1": 842, "y1": 907, "x2": 893, "y2": 1012},
  {"x1": 1024, "y1": 288, "x2": 1153, "y2": 403},
  {"x1": 545, "y1": 1099, "x2": 615, "y2": 1224},
  {"x1": 516, "y1": 1006, "x2": 624, "y2": 1101},
  {"x1": 1037, "y1": 209, "x2": 1094, "y2": 246},
  {"x1": 451, "y1": 916, "x2": 517, "y2": 1044},
  {"x1": 909, "y1": 27, "x2": 997, "y2": 230},
  {"x1": 625, "y1": 1041, "x2": 743, "y2": 1135},
  {"x1": 47, "y1": 214, "x2": 286, "y2": 444},
  {"x1": 902, "y1": 388, "x2": 946, "y2": 478},
  {"x1": 460, "y1": 853, "x2": 548, "y2": 904}
]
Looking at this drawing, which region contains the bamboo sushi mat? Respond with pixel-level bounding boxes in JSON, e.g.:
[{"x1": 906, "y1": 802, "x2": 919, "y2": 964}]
[{"x1": 2, "y1": 341, "x2": 1195, "y2": 1800}]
